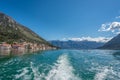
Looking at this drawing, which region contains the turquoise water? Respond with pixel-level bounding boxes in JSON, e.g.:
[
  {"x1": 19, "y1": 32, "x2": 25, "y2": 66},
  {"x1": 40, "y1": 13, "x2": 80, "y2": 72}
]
[{"x1": 0, "y1": 50, "x2": 120, "y2": 80}]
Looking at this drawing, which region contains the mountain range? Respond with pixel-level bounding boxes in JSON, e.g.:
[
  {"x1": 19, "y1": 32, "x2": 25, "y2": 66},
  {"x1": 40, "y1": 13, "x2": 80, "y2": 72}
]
[
  {"x1": 1, "y1": 12, "x2": 120, "y2": 50},
  {"x1": 49, "y1": 40, "x2": 105, "y2": 49},
  {"x1": 99, "y1": 34, "x2": 120, "y2": 50}
]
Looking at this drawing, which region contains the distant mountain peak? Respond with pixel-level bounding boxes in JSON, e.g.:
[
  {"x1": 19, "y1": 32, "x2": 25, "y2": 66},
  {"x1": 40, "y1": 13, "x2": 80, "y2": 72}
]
[
  {"x1": 50, "y1": 40, "x2": 105, "y2": 49},
  {"x1": 99, "y1": 34, "x2": 120, "y2": 49},
  {"x1": 61, "y1": 37, "x2": 112, "y2": 43}
]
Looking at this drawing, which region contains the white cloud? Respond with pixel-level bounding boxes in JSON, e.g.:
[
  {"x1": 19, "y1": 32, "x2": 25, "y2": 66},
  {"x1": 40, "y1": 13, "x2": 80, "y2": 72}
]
[
  {"x1": 62, "y1": 36, "x2": 112, "y2": 43},
  {"x1": 115, "y1": 16, "x2": 120, "y2": 19},
  {"x1": 98, "y1": 22, "x2": 120, "y2": 34}
]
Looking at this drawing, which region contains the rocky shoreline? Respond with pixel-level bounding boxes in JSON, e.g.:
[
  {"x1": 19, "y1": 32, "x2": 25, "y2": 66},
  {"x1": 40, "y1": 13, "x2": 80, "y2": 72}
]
[{"x1": 0, "y1": 42, "x2": 57, "y2": 55}]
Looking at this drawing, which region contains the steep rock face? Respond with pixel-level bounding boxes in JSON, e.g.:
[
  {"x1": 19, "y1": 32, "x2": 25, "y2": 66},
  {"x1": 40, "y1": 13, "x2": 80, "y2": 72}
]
[
  {"x1": 99, "y1": 34, "x2": 120, "y2": 49},
  {"x1": 0, "y1": 12, "x2": 50, "y2": 45}
]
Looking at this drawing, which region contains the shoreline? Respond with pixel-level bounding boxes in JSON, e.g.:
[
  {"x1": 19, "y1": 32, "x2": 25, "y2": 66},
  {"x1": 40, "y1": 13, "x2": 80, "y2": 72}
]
[{"x1": 0, "y1": 42, "x2": 57, "y2": 56}]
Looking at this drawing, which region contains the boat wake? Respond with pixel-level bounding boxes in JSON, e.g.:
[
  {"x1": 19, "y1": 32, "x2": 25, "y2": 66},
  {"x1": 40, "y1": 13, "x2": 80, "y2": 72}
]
[
  {"x1": 14, "y1": 53, "x2": 120, "y2": 80},
  {"x1": 45, "y1": 54, "x2": 80, "y2": 80},
  {"x1": 1, "y1": 50, "x2": 120, "y2": 80},
  {"x1": 94, "y1": 66, "x2": 120, "y2": 80},
  {"x1": 14, "y1": 54, "x2": 80, "y2": 80}
]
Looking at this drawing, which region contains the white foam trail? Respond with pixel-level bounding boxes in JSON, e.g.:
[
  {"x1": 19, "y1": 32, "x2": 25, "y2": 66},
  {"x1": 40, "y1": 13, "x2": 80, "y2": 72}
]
[
  {"x1": 30, "y1": 62, "x2": 46, "y2": 80},
  {"x1": 15, "y1": 67, "x2": 30, "y2": 79},
  {"x1": 45, "y1": 54, "x2": 80, "y2": 80},
  {"x1": 94, "y1": 66, "x2": 120, "y2": 80},
  {"x1": 15, "y1": 63, "x2": 44, "y2": 80},
  {"x1": 94, "y1": 66, "x2": 109, "y2": 80},
  {"x1": 14, "y1": 54, "x2": 81, "y2": 80}
]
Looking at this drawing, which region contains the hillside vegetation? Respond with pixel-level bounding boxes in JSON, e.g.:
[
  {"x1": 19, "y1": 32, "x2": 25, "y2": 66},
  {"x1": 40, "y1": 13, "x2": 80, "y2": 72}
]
[{"x1": 0, "y1": 12, "x2": 50, "y2": 45}]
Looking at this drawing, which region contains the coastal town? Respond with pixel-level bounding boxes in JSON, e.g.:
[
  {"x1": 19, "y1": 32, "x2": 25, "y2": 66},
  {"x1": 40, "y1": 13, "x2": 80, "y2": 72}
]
[
  {"x1": 0, "y1": 42, "x2": 56, "y2": 55},
  {"x1": 0, "y1": 12, "x2": 58, "y2": 56}
]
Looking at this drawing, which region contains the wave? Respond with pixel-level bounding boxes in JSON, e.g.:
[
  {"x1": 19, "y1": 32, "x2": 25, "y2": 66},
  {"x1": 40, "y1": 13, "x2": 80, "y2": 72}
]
[
  {"x1": 14, "y1": 54, "x2": 80, "y2": 80},
  {"x1": 94, "y1": 66, "x2": 111, "y2": 80},
  {"x1": 45, "y1": 54, "x2": 80, "y2": 80},
  {"x1": 14, "y1": 53, "x2": 120, "y2": 80},
  {"x1": 15, "y1": 67, "x2": 31, "y2": 80},
  {"x1": 93, "y1": 66, "x2": 120, "y2": 80}
]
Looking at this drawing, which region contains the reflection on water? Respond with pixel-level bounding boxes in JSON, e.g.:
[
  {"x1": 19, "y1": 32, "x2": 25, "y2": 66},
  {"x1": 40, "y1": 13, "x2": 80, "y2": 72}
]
[
  {"x1": 0, "y1": 49, "x2": 42, "y2": 58},
  {"x1": 0, "y1": 49, "x2": 26, "y2": 56},
  {"x1": 112, "y1": 51, "x2": 120, "y2": 60},
  {"x1": 0, "y1": 50, "x2": 11, "y2": 56}
]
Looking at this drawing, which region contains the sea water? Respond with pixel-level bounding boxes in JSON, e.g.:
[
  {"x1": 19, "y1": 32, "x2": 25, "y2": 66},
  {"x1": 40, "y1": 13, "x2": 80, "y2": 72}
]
[{"x1": 0, "y1": 49, "x2": 120, "y2": 80}]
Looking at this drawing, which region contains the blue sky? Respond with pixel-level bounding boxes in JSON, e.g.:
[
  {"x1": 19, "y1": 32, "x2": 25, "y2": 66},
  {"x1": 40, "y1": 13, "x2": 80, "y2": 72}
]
[{"x1": 0, "y1": 0, "x2": 120, "y2": 40}]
